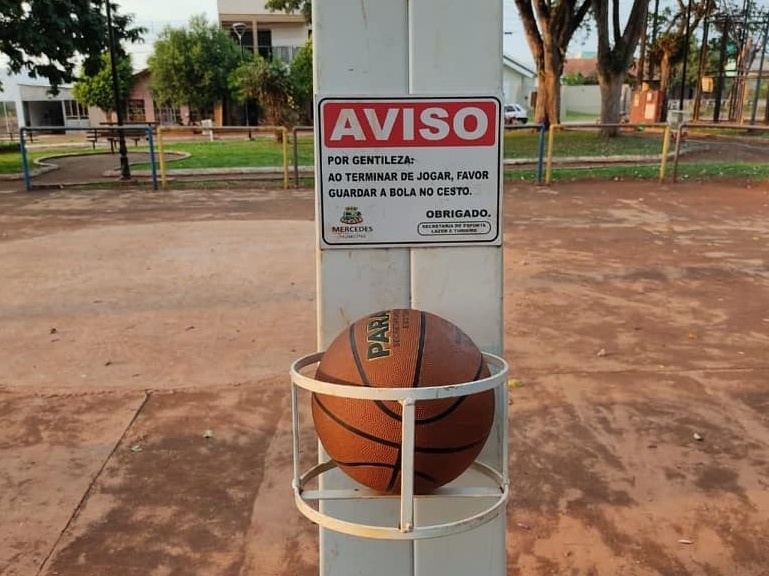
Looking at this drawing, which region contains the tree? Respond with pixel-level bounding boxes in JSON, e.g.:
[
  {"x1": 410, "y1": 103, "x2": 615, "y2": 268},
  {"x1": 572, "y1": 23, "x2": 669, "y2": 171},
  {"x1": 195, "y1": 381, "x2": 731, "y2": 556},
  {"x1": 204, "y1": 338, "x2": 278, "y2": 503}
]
[
  {"x1": 230, "y1": 56, "x2": 295, "y2": 126},
  {"x1": 592, "y1": 0, "x2": 648, "y2": 135},
  {"x1": 148, "y1": 15, "x2": 241, "y2": 122},
  {"x1": 72, "y1": 53, "x2": 134, "y2": 120},
  {"x1": 562, "y1": 72, "x2": 599, "y2": 85},
  {"x1": 513, "y1": 0, "x2": 593, "y2": 125},
  {"x1": 647, "y1": 0, "x2": 712, "y2": 109},
  {"x1": 290, "y1": 41, "x2": 313, "y2": 123},
  {"x1": 264, "y1": 0, "x2": 312, "y2": 22},
  {"x1": 0, "y1": 0, "x2": 144, "y2": 92}
]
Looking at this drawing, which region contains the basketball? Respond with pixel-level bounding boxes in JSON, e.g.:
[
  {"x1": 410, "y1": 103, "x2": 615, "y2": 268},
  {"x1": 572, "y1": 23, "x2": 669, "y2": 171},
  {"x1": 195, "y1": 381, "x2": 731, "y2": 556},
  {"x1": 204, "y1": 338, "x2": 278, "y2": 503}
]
[{"x1": 312, "y1": 308, "x2": 495, "y2": 494}]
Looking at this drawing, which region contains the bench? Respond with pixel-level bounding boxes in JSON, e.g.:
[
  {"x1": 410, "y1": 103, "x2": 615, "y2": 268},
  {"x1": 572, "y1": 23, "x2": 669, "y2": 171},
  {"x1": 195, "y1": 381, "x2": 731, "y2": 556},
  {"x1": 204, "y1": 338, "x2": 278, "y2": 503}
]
[
  {"x1": 86, "y1": 127, "x2": 148, "y2": 152},
  {"x1": 86, "y1": 129, "x2": 99, "y2": 148}
]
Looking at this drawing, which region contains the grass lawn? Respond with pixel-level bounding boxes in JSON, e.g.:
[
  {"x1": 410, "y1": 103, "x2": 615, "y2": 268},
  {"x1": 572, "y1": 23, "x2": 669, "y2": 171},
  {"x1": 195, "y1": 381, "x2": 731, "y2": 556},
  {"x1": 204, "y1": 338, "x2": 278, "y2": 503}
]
[
  {"x1": 0, "y1": 148, "x2": 22, "y2": 174},
  {"x1": 562, "y1": 110, "x2": 600, "y2": 123},
  {"x1": 154, "y1": 131, "x2": 664, "y2": 170},
  {"x1": 0, "y1": 146, "x2": 105, "y2": 175},
  {"x1": 158, "y1": 139, "x2": 315, "y2": 169},
  {"x1": 503, "y1": 129, "x2": 664, "y2": 158}
]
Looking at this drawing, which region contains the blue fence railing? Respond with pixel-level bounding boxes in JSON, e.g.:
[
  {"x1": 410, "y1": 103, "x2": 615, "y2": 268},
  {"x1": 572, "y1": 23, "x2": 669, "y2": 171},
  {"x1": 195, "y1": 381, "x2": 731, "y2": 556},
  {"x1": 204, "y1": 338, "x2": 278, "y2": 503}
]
[{"x1": 19, "y1": 125, "x2": 158, "y2": 192}]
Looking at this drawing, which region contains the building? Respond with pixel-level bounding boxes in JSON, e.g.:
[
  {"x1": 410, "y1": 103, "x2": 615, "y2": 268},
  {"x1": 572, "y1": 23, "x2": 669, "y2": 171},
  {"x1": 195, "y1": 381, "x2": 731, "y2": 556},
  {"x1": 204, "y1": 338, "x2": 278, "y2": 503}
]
[
  {"x1": 215, "y1": 0, "x2": 312, "y2": 126},
  {"x1": 86, "y1": 69, "x2": 189, "y2": 127},
  {"x1": 0, "y1": 68, "x2": 89, "y2": 136},
  {"x1": 563, "y1": 56, "x2": 599, "y2": 83},
  {"x1": 503, "y1": 54, "x2": 536, "y2": 107},
  {"x1": 217, "y1": 0, "x2": 311, "y2": 63}
]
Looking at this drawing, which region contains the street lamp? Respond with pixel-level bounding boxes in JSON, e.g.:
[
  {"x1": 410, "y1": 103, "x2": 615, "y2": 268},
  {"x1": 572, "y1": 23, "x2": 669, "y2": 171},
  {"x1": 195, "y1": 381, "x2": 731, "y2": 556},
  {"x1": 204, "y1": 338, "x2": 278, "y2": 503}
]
[
  {"x1": 679, "y1": 0, "x2": 694, "y2": 112},
  {"x1": 231, "y1": 22, "x2": 251, "y2": 136},
  {"x1": 105, "y1": 0, "x2": 130, "y2": 180}
]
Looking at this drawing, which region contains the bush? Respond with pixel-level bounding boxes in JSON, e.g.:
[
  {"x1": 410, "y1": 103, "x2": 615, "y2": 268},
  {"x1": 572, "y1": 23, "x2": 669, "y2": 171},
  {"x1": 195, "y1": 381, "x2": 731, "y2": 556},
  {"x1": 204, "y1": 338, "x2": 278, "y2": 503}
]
[{"x1": 0, "y1": 141, "x2": 20, "y2": 153}]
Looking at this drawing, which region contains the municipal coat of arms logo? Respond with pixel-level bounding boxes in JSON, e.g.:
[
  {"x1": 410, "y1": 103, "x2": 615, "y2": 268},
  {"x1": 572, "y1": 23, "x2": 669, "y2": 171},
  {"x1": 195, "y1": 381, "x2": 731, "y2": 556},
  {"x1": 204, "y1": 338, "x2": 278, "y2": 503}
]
[{"x1": 340, "y1": 206, "x2": 363, "y2": 225}]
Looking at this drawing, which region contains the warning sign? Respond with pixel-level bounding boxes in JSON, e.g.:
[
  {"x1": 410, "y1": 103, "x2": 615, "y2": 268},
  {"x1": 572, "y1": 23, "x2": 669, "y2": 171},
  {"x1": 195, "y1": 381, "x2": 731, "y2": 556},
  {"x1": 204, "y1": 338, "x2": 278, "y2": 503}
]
[{"x1": 317, "y1": 96, "x2": 502, "y2": 248}]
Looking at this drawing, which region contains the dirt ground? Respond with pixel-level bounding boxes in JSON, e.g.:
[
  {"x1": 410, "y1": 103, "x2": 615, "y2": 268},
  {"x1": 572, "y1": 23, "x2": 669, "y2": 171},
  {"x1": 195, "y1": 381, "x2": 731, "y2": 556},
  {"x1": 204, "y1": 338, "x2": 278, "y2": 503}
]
[{"x1": 0, "y1": 176, "x2": 768, "y2": 576}]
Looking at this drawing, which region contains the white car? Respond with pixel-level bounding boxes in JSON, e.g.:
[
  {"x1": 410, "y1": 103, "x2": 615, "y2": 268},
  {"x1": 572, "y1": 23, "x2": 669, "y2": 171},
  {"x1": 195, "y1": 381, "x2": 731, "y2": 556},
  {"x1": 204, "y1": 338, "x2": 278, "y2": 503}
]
[{"x1": 503, "y1": 103, "x2": 528, "y2": 126}]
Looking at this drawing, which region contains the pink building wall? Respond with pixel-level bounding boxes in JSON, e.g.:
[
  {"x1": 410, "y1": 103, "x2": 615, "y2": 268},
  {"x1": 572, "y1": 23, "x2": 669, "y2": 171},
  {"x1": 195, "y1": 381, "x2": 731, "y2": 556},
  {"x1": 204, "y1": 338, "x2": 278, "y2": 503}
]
[{"x1": 87, "y1": 69, "x2": 190, "y2": 126}]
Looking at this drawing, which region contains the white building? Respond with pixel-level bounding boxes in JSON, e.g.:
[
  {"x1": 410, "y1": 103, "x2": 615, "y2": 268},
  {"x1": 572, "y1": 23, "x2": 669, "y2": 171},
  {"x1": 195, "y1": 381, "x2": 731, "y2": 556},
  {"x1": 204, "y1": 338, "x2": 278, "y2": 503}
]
[
  {"x1": 503, "y1": 54, "x2": 536, "y2": 107},
  {"x1": 0, "y1": 67, "x2": 89, "y2": 137},
  {"x1": 217, "y1": 0, "x2": 311, "y2": 63}
]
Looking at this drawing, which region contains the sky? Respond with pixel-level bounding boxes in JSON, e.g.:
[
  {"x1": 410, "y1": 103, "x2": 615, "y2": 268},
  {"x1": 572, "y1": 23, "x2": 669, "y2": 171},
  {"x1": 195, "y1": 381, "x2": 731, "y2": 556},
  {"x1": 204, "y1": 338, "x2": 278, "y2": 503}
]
[{"x1": 119, "y1": 0, "x2": 544, "y2": 69}]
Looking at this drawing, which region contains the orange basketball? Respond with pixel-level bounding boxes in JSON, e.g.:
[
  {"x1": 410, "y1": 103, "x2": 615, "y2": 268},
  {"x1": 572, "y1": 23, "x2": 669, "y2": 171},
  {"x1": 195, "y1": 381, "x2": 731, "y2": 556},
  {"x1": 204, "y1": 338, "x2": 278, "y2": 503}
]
[{"x1": 312, "y1": 308, "x2": 494, "y2": 494}]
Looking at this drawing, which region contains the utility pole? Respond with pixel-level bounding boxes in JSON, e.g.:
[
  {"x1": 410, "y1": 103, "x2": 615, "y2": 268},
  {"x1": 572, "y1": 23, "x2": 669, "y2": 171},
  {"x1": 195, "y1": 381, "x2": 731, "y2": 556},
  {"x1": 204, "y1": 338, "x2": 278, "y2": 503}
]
[
  {"x1": 648, "y1": 0, "x2": 662, "y2": 84},
  {"x1": 232, "y1": 22, "x2": 253, "y2": 139},
  {"x1": 693, "y1": 0, "x2": 713, "y2": 120},
  {"x1": 730, "y1": 0, "x2": 752, "y2": 121},
  {"x1": 638, "y1": 3, "x2": 649, "y2": 87},
  {"x1": 750, "y1": 19, "x2": 769, "y2": 124},
  {"x1": 679, "y1": 0, "x2": 695, "y2": 112},
  {"x1": 106, "y1": 0, "x2": 131, "y2": 180},
  {"x1": 714, "y1": 17, "x2": 730, "y2": 122}
]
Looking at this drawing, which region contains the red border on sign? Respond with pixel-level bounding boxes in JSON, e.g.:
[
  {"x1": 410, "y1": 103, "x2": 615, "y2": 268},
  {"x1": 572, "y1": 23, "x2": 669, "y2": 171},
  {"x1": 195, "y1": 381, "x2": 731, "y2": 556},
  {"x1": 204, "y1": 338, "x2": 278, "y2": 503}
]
[{"x1": 321, "y1": 100, "x2": 498, "y2": 148}]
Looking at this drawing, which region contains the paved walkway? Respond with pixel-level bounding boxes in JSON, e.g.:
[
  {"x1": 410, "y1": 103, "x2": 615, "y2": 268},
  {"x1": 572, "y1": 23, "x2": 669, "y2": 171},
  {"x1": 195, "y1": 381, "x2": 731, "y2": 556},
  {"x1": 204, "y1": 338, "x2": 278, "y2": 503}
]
[{"x1": 31, "y1": 151, "x2": 155, "y2": 186}]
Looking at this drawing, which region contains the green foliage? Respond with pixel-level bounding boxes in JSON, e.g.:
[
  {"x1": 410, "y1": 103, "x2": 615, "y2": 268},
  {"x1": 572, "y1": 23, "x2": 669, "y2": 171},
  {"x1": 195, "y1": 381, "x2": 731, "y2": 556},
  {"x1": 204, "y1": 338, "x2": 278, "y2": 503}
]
[
  {"x1": 148, "y1": 15, "x2": 241, "y2": 121},
  {"x1": 264, "y1": 0, "x2": 312, "y2": 22},
  {"x1": 0, "y1": 0, "x2": 144, "y2": 92},
  {"x1": 72, "y1": 53, "x2": 134, "y2": 118},
  {"x1": 562, "y1": 72, "x2": 598, "y2": 85},
  {"x1": 230, "y1": 56, "x2": 295, "y2": 126},
  {"x1": 0, "y1": 141, "x2": 19, "y2": 154},
  {"x1": 646, "y1": 0, "x2": 713, "y2": 76},
  {"x1": 290, "y1": 41, "x2": 313, "y2": 123}
]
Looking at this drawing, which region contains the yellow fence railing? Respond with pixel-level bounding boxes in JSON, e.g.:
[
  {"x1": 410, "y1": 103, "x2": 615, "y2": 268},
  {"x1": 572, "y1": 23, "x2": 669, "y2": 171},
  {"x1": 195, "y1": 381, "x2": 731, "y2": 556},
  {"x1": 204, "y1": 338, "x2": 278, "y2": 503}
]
[{"x1": 543, "y1": 122, "x2": 672, "y2": 185}]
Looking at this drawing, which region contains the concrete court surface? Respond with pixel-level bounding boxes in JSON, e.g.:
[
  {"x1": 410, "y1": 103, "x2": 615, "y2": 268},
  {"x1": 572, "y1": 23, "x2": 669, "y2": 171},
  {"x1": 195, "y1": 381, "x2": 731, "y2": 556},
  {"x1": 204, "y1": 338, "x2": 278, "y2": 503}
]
[{"x1": 0, "y1": 178, "x2": 768, "y2": 576}]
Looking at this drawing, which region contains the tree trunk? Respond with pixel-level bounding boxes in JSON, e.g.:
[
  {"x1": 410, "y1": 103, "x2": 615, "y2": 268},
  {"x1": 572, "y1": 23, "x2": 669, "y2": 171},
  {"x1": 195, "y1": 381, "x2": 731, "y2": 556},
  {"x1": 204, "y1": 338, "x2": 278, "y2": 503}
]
[
  {"x1": 658, "y1": 51, "x2": 672, "y2": 121},
  {"x1": 592, "y1": 0, "x2": 648, "y2": 135},
  {"x1": 513, "y1": 0, "x2": 591, "y2": 127},
  {"x1": 597, "y1": 73, "x2": 626, "y2": 135},
  {"x1": 533, "y1": 44, "x2": 564, "y2": 126}
]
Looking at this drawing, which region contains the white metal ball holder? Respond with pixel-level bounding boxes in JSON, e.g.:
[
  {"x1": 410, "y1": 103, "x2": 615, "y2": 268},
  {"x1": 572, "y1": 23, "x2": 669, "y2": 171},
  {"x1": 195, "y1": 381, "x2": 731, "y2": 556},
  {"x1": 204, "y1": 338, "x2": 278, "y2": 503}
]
[{"x1": 290, "y1": 351, "x2": 509, "y2": 540}]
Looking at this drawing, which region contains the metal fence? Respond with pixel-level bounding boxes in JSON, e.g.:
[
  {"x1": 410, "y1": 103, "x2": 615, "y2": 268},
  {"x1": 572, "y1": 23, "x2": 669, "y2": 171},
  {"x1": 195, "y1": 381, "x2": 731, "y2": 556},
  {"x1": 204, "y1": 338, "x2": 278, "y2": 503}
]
[
  {"x1": 671, "y1": 121, "x2": 769, "y2": 182},
  {"x1": 10, "y1": 119, "x2": 769, "y2": 191}
]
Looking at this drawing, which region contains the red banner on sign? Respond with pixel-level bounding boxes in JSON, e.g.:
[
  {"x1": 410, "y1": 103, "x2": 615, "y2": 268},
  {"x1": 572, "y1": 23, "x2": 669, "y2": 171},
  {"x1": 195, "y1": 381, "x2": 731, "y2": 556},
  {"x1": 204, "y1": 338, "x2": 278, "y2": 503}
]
[{"x1": 321, "y1": 100, "x2": 499, "y2": 148}]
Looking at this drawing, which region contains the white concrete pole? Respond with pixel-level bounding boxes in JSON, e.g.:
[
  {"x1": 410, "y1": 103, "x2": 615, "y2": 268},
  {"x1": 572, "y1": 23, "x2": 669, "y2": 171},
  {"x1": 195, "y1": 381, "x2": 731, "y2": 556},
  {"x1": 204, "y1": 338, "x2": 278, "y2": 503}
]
[{"x1": 313, "y1": 0, "x2": 505, "y2": 574}]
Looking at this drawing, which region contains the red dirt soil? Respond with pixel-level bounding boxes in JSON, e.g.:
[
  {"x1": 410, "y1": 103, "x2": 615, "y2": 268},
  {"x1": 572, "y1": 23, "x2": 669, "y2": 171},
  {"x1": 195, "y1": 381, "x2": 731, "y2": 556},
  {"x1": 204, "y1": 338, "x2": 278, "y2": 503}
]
[{"x1": 1, "y1": 177, "x2": 768, "y2": 575}]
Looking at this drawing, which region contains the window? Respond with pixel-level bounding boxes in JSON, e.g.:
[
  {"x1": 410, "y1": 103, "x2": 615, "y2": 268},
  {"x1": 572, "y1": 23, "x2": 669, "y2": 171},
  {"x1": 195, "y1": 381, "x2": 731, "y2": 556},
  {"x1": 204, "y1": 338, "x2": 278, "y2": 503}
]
[
  {"x1": 0, "y1": 101, "x2": 18, "y2": 138},
  {"x1": 63, "y1": 100, "x2": 88, "y2": 120},
  {"x1": 273, "y1": 45, "x2": 300, "y2": 63},
  {"x1": 257, "y1": 29, "x2": 273, "y2": 60},
  {"x1": 127, "y1": 99, "x2": 146, "y2": 122},
  {"x1": 153, "y1": 102, "x2": 181, "y2": 125}
]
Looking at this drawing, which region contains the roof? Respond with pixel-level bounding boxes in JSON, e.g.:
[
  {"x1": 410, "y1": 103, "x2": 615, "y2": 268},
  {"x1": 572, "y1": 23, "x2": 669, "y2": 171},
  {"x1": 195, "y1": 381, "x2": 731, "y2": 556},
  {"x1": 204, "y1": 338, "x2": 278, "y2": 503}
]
[
  {"x1": 503, "y1": 54, "x2": 535, "y2": 78},
  {"x1": 563, "y1": 57, "x2": 598, "y2": 78}
]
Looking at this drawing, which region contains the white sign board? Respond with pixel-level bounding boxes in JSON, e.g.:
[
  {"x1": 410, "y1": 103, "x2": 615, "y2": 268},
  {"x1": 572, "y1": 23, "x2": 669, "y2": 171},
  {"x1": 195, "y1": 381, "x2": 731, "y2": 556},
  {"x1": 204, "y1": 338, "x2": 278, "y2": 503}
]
[{"x1": 317, "y1": 96, "x2": 502, "y2": 249}]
